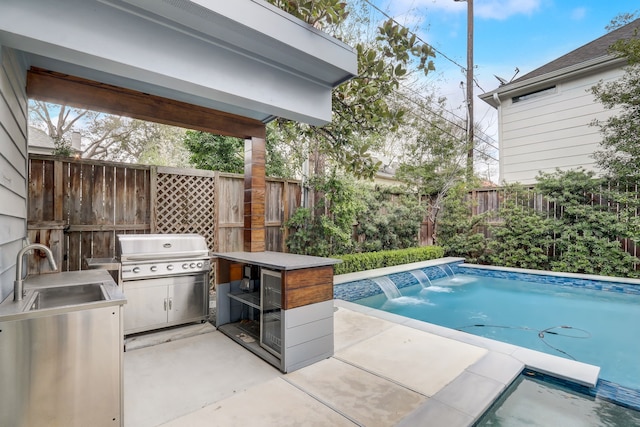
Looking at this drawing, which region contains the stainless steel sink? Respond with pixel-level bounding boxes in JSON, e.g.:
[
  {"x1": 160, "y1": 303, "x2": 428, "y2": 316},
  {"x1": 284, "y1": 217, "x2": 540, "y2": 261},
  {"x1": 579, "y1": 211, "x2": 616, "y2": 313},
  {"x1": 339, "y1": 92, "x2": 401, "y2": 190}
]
[{"x1": 27, "y1": 283, "x2": 107, "y2": 311}]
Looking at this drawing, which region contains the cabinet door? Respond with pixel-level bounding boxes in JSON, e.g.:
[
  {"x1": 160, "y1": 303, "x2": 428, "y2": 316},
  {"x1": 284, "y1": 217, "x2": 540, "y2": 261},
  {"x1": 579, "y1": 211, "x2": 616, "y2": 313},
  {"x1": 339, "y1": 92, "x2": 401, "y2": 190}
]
[
  {"x1": 260, "y1": 269, "x2": 282, "y2": 357},
  {"x1": 123, "y1": 278, "x2": 170, "y2": 334},
  {"x1": 168, "y1": 275, "x2": 207, "y2": 324}
]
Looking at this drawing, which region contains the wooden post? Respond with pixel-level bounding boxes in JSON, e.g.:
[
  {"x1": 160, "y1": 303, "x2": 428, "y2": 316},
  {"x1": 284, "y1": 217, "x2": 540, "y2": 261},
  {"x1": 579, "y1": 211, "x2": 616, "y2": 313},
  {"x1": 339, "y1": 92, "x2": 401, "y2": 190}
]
[
  {"x1": 282, "y1": 180, "x2": 289, "y2": 252},
  {"x1": 244, "y1": 137, "x2": 266, "y2": 252},
  {"x1": 149, "y1": 166, "x2": 158, "y2": 233}
]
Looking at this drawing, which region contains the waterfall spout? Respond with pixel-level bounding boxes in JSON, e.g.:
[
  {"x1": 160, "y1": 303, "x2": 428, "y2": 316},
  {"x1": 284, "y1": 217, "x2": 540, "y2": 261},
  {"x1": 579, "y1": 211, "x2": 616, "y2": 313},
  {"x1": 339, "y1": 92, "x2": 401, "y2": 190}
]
[
  {"x1": 372, "y1": 277, "x2": 402, "y2": 299},
  {"x1": 409, "y1": 270, "x2": 432, "y2": 288}
]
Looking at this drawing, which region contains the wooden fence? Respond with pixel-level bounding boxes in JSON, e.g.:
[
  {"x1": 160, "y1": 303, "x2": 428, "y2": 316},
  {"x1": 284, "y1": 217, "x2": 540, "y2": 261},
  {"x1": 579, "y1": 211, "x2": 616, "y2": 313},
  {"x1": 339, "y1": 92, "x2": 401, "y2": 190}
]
[
  {"x1": 27, "y1": 155, "x2": 301, "y2": 275},
  {"x1": 27, "y1": 154, "x2": 435, "y2": 276},
  {"x1": 468, "y1": 187, "x2": 640, "y2": 261}
]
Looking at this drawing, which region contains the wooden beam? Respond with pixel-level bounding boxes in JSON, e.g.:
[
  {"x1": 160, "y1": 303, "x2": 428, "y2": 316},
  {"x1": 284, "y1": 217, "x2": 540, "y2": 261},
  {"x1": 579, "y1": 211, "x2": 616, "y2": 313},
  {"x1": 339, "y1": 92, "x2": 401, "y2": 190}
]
[
  {"x1": 27, "y1": 67, "x2": 266, "y2": 139},
  {"x1": 243, "y1": 137, "x2": 266, "y2": 252}
]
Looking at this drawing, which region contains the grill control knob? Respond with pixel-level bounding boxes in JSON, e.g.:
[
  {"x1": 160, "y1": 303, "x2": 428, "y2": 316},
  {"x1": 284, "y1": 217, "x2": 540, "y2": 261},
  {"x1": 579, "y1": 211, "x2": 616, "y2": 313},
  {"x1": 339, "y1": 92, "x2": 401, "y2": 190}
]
[
  {"x1": 182, "y1": 263, "x2": 189, "y2": 269},
  {"x1": 133, "y1": 267, "x2": 141, "y2": 274},
  {"x1": 190, "y1": 263, "x2": 196, "y2": 269},
  {"x1": 150, "y1": 266, "x2": 158, "y2": 272},
  {"x1": 167, "y1": 265, "x2": 174, "y2": 271},
  {"x1": 197, "y1": 262, "x2": 203, "y2": 268}
]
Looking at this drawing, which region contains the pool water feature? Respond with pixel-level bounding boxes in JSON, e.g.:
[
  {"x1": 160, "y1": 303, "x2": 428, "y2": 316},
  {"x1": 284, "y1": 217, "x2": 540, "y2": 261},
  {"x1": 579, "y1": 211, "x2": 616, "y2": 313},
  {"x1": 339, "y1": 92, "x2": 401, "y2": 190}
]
[
  {"x1": 476, "y1": 372, "x2": 640, "y2": 426},
  {"x1": 335, "y1": 263, "x2": 640, "y2": 394}
]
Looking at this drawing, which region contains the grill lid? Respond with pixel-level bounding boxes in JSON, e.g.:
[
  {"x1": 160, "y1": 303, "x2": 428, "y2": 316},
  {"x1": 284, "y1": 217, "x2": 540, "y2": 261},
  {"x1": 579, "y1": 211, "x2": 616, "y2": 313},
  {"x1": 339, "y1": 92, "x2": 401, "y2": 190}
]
[{"x1": 117, "y1": 234, "x2": 210, "y2": 262}]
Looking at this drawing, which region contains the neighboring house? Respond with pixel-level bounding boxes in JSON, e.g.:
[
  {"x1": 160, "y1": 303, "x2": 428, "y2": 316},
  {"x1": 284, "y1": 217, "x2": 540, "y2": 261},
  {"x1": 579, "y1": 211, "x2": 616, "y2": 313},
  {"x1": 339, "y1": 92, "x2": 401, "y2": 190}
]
[
  {"x1": 479, "y1": 19, "x2": 640, "y2": 185},
  {"x1": 27, "y1": 126, "x2": 81, "y2": 156}
]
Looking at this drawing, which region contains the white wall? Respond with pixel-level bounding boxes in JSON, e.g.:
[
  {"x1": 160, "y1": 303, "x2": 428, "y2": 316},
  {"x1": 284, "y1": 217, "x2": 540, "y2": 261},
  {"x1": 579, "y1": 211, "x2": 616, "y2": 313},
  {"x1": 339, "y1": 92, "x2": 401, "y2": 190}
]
[
  {"x1": 499, "y1": 67, "x2": 623, "y2": 184},
  {"x1": 0, "y1": 45, "x2": 28, "y2": 301}
]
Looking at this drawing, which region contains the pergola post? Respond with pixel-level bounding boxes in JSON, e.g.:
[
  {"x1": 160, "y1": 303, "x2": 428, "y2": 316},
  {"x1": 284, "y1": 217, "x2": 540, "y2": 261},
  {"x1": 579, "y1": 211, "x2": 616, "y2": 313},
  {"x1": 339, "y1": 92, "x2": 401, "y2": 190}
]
[{"x1": 243, "y1": 137, "x2": 266, "y2": 252}]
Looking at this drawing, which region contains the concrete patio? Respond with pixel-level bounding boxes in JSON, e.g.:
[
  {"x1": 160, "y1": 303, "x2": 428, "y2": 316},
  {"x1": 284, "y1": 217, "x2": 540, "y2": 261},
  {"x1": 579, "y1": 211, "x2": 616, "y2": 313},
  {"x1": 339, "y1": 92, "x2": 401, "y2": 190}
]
[
  {"x1": 125, "y1": 308, "x2": 498, "y2": 426},
  {"x1": 124, "y1": 300, "x2": 599, "y2": 427}
]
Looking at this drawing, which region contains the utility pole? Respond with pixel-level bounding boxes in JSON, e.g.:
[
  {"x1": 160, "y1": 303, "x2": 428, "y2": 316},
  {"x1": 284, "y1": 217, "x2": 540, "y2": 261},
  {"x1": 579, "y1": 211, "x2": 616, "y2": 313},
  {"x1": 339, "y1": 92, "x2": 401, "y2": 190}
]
[{"x1": 455, "y1": 0, "x2": 474, "y2": 181}]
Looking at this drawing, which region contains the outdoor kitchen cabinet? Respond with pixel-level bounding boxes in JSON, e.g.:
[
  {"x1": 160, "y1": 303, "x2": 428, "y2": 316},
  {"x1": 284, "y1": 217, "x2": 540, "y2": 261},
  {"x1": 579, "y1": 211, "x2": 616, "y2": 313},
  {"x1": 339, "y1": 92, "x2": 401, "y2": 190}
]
[
  {"x1": 215, "y1": 251, "x2": 340, "y2": 373},
  {"x1": 123, "y1": 275, "x2": 208, "y2": 335}
]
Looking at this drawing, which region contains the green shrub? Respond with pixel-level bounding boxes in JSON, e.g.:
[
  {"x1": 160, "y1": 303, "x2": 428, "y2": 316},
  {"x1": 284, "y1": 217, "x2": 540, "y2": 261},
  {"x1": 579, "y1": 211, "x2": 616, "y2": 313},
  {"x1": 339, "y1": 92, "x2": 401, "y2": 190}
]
[
  {"x1": 353, "y1": 185, "x2": 423, "y2": 252},
  {"x1": 332, "y1": 246, "x2": 444, "y2": 275},
  {"x1": 437, "y1": 182, "x2": 488, "y2": 263}
]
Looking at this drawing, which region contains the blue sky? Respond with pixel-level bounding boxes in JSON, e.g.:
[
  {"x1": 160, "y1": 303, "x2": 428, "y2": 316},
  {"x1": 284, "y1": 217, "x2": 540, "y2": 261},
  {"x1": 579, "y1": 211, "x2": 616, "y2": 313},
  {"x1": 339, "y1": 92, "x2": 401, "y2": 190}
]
[{"x1": 371, "y1": 0, "x2": 638, "y2": 138}]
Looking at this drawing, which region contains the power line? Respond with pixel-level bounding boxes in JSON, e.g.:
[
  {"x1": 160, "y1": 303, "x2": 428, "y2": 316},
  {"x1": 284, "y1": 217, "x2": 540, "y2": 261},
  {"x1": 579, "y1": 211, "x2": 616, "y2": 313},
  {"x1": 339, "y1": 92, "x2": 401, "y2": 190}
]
[
  {"x1": 360, "y1": 0, "x2": 498, "y2": 151},
  {"x1": 362, "y1": 0, "x2": 469, "y2": 77},
  {"x1": 398, "y1": 84, "x2": 499, "y2": 151},
  {"x1": 397, "y1": 94, "x2": 499, "y2": 162},
  {"x1": 358, "y1": 0, "x2": 499, "y2": 164}
]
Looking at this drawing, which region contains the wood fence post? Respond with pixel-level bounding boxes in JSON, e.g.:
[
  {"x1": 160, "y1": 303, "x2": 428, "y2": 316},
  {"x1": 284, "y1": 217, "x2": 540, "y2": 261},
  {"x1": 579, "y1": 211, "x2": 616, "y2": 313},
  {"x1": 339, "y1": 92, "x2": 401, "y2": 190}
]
[
  {"x1": 214, "y1": 171, "x2": 220, "y2": 252},
  {"x1": 149, "y1": 165, "x2": 157, "y2": 233}
]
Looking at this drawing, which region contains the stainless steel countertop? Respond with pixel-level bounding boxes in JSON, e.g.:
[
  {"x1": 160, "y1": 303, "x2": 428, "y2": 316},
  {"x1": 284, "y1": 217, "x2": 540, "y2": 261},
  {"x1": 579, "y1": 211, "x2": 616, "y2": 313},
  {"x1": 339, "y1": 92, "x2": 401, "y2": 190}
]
[
  {"x1": 212, "y1": 251, "x2": 341, "y2": 271},
  {"x1": 0, "y1": 270, "x2": 126, "y2": 322}
]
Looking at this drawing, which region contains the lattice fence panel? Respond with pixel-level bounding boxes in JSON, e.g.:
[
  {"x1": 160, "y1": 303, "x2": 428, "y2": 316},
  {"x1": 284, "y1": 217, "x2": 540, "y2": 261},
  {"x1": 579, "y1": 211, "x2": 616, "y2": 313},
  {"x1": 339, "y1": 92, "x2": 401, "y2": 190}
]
[{"x1": 152, "y1": 167, "x2": 216, "y2": 253}]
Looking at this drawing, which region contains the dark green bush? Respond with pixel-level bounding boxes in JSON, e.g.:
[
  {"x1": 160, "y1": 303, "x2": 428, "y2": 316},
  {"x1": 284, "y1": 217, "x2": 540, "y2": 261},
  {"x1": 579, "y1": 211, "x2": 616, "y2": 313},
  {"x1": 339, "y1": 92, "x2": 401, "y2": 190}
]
[{"x1": 332, "y1": 246, "x2": 444, "y2": 275}]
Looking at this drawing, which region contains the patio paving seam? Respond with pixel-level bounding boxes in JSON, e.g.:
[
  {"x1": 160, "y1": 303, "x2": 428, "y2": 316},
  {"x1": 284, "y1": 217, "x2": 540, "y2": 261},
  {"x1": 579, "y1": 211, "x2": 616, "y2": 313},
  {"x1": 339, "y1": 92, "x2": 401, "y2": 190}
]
[
  {"x1": 280, "y1": 374, "x2": 366, "y2": 427},
  {"x1": 332, "y1": 355, "x2": 431, "y2": 398}
]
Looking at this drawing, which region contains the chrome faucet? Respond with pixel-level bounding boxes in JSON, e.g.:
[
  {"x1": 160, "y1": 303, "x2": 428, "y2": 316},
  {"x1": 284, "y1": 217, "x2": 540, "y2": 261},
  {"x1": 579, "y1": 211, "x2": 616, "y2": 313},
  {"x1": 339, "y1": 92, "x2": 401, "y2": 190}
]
[{"x1": 14, "y1": 243, "x2": 58, "y2": 301}]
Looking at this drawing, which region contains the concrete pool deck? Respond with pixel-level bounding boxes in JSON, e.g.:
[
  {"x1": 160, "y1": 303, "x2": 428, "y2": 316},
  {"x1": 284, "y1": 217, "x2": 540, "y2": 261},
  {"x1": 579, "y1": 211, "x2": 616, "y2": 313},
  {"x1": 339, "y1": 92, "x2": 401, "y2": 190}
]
[{"x1": 125, "y1": 300, "x2": 599, "y2": 426}]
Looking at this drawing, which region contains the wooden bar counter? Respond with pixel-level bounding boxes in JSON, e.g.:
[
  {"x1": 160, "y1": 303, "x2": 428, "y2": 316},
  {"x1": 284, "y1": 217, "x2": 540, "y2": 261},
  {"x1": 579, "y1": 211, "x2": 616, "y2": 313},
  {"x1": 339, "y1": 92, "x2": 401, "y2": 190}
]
[{"x1": 214, "y1": 251, "x2": 340, "y2": 372}]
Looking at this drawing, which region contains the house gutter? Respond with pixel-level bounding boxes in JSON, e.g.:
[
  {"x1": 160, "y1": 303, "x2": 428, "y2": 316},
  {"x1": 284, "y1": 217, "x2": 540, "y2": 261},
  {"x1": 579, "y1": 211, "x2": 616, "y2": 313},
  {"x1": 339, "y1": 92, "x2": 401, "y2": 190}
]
[{"x1": 479, "y1": 55, "x2": 627, "y2": 108}]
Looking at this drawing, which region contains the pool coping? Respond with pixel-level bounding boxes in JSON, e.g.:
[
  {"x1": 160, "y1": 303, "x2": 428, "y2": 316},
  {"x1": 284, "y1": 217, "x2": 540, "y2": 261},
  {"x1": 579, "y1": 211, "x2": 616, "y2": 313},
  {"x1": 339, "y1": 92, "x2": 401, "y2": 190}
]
[
  {"x1": 334, "y1": 298, "x2": 602, "y2": 425},
  {"x1": 333, "y1": 300, "x2": 600, "y2": 388},
  {"x1": 459, "y1": 263, "x2": 640, "y2": 286}
]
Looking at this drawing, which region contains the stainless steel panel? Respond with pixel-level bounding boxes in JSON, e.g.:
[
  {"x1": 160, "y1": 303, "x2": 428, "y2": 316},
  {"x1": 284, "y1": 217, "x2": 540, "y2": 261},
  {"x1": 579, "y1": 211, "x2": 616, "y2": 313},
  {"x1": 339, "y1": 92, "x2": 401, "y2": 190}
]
[
  {"x1": 122, "y1": 278, "x2": 171, "y2": 334},
  {"x1": 116, "y1": 234, "x2": 209, "y2": 259},
  {"x1": 0, "y1": 306, "x2": 123, "y2": 427},
  {"x1": 120, "y1": 259, "x2": 210, "y2": 280},
  {"x1": 122, "y1": 274, "x2": 208, "y2": 334},
  {"x1": 168, "y1": 277, "x2": 208, "y2": 324}
]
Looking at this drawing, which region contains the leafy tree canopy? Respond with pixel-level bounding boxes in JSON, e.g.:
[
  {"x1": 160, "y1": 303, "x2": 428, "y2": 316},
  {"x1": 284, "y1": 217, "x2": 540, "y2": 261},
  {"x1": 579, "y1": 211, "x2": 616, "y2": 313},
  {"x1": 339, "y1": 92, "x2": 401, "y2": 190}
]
[
  {"x1": 591, "y1": 15, "x2": 640, "y2": 182},
  {"x1": 29, "y1": 100, "x2": 189, "y2": 165},
  {"x1": 183, "y1": 125, "x2": 295, "y2": 178},
  {"x1": 266, "y1": 0, "x2": 436, "y2": 179}
]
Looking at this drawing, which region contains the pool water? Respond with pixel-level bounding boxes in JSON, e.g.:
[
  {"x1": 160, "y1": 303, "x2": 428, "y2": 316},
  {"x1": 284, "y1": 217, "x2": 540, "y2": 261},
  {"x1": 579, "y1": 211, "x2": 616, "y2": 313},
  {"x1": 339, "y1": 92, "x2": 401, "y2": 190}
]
[
  {"x1": 354, "y1": 274, "x2": 640, "y2": 390},
  {"x1": 476, "y1": 374, "x2": 640, "y2": 426}
]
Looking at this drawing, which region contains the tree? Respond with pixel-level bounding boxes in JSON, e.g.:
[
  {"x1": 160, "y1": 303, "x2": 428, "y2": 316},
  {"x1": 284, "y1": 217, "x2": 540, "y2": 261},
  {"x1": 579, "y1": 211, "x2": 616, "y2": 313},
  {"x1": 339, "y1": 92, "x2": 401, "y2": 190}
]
[
  {"x1": 184, "y1": 131, "x2": 244, "y2": 173},
  {"x1": 183, "y1": 124, "x2": 295, "y2": 178},
  {"x1": 395, "y1": 96, "x2": 468, "y2": 243},
  {"x1": 591, "y1": 19, "x2": 640, "y2": 182},
  {"x1": 536, "y1": 169, "x2": 637, "y2": 277},
  {"x1": 29, "y1": 100, "x2": 189, "y2": 165},
  {"x1": 353, "y1": 184, "x2": 422, "y2": 252},
  {"x1": 436, "y1": 182, "x2": 488, "y2": 263},
  {"x1": 83, "y1": 115, "x2": 188, "y2": 165},
  {"x1": 266, "y1": 0, "x2": 436, "y2": 179},
  {"x1": 285, "y1": 173, "x2": 362, "y2": 256},
  {"x1": 29, "y1": 101, "x2": 96, "y2": 156}
]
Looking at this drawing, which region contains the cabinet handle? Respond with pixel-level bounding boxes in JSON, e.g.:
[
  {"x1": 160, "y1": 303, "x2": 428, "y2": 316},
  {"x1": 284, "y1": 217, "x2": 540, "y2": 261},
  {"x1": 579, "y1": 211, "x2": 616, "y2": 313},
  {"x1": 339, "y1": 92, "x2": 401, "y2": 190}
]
[
  {"x1": 169, "y1": 298, "x2": 173, "y2": 310},
  {"x1": 164, "y1": 299, "x2": 167, "y2": 311}
]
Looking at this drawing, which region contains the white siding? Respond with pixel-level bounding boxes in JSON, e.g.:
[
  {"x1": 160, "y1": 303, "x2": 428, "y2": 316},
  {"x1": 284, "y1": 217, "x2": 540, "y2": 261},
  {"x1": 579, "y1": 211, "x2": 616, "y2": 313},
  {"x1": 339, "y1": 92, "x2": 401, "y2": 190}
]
[
  {"x1": 0, "y1": 45, "x2": 28, "y2": 301},
  {"x1": 499, "y1": 67, "x2": 624, "y2": 184}
]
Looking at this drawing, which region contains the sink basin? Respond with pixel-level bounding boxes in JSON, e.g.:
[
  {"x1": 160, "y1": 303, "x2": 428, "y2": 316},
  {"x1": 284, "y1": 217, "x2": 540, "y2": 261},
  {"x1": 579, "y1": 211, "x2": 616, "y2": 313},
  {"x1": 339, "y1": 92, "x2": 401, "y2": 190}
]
[{"x1": 27, "y1": 283, "x2": 107, "y2": 311}]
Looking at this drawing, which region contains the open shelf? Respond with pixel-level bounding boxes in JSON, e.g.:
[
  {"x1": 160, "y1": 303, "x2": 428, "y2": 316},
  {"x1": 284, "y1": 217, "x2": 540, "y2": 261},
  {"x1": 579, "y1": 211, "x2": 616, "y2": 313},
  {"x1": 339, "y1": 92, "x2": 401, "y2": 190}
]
[{"x1": 228, "y1": 291, "x2": 260, "y2": 309}]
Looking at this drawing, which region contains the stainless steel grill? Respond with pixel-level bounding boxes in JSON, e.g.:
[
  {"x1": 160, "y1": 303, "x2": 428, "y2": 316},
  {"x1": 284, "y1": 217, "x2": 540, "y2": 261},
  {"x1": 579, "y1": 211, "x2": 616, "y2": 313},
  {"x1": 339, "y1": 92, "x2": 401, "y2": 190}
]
[{"x1": 116, "y1": 234, "x2": 211, "y2": 335}]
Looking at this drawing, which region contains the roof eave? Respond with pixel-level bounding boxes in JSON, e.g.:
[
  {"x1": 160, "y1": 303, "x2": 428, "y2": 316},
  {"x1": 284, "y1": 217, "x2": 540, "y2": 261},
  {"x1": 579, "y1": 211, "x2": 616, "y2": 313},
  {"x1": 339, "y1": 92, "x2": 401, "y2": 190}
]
[{"x1": 479, "y1": 55, "x2": 626, "y2": 108}]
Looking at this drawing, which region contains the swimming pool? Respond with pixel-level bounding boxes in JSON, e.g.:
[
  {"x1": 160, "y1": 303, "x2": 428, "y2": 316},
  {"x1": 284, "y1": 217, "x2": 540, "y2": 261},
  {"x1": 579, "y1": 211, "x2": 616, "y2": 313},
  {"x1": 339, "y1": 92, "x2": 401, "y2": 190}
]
[
  {"x1": 477, "y1": 371, "x2": 640, "y2": 426},
  {"x1": 334, "y1": 262, "x2": 640, "y2": 394}
]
